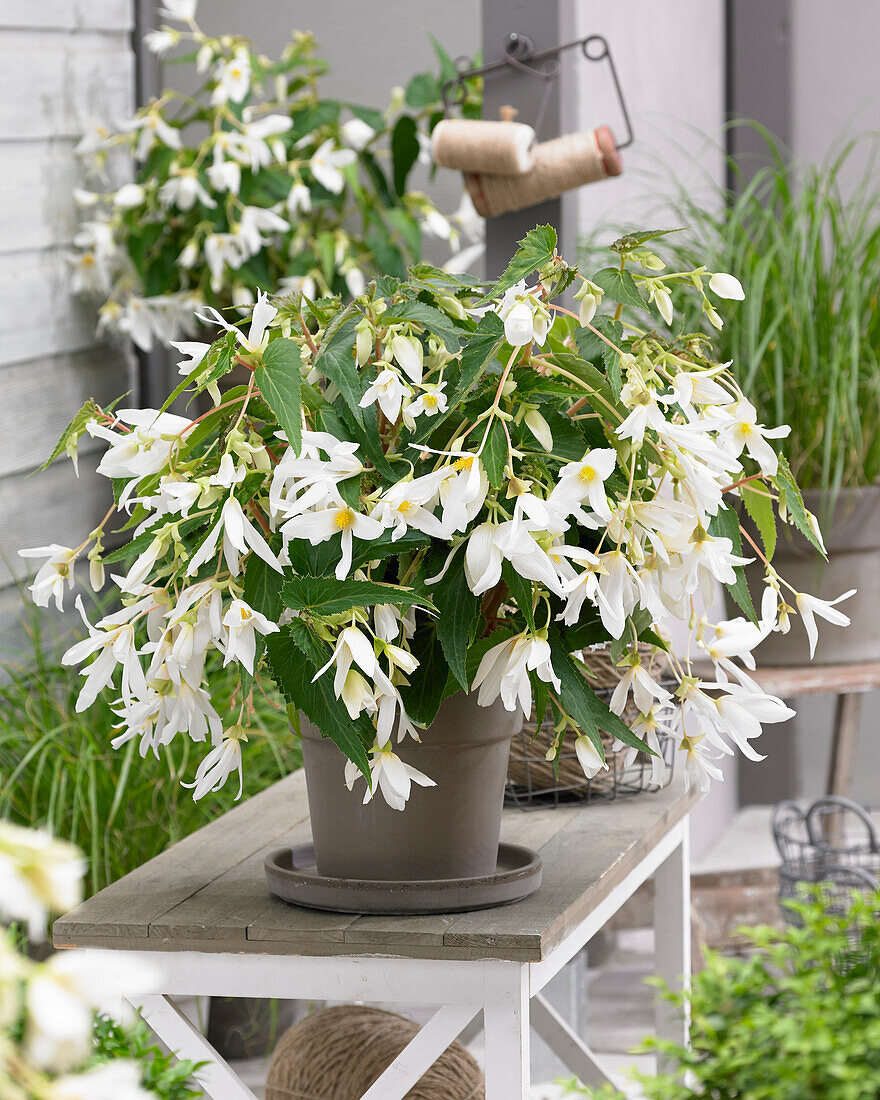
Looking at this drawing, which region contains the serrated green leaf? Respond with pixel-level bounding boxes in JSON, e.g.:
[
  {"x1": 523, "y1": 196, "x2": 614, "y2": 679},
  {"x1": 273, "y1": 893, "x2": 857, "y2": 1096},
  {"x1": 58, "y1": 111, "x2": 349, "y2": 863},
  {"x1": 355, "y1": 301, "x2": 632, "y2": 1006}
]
[
  {"x1": 405, "y1": 71, "x2": 441, "y2": 108},
  {"x1": 483, "y1": 225, "x2": 557, "y2": 302},
  {"x1": 609, "y1": 228, "x2": 683, "y2": 253},
  {"x1": 742, "y1": 482, "x2": 777, "y2": 560},
  {"x1": 432, "y1": 565, "x2": 481, "y2": 690},
  {"x1": 240, "y1": 542, "x2": 285, "y2": 697},
  {"x1": 482, "y1": 420, "x2": 507, "y2": 488},
  {"x1": 593, "y1": 267, "x2": 646, "y2": 309},
  {"x1": 709, "y1": 505, "x2": 759, "y2": 623},
  {"x1": 401, "y1": 626, "x2": 447, "y2": 726},
  {"x1": 312, "y1": 313, "x2": 364, "y2": 426},
  {"x1": 383, "y1": 300, "x2": 462, "y2": 353},
  {"x1": 41, "y1": 398, "x2": 104, "y2": 470},
  {"x1": 255, "y1": 337, "x2": 303, "y2": 455},
  {"x1": 281, "y1": 575, "x2": 434, "y2": 616},
  {"x1": 266, "y1": 622, "x2": 372, "y2": 780},
  {"x1": 350, "y1": 528, "x2": 432, "y2": 571},
  {"x1": 774, "y1": 452, "x2": 826, "y2": 557},
  {"x1": 101, "y1": 514, "x2": 208, "y2": 564},
  {"x1": 502, "y1": 560, "x2": 535, "y2": 632}
]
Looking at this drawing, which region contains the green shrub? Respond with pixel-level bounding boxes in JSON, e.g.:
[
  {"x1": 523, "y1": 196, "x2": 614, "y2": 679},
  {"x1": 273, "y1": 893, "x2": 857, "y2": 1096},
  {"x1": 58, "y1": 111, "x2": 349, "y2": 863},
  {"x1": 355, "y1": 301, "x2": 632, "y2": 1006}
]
[
  {"x1": 92, "y1": 1016, "x2": 205, "y2": 1099},
  {"x1": 563, "y1": 889, "x2": 880, "y2": 1099},
  {"x1": 0, "y1": 597, "x2": 298, "y2": 896}
]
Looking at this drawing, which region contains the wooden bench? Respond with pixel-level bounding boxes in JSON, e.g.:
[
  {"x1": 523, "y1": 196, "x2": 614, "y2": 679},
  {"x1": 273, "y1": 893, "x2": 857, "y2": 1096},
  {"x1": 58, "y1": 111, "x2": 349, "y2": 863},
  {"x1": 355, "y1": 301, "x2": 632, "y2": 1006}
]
[{"x1": 54, "y1": 769, "x2": 697, "y2": 1099}]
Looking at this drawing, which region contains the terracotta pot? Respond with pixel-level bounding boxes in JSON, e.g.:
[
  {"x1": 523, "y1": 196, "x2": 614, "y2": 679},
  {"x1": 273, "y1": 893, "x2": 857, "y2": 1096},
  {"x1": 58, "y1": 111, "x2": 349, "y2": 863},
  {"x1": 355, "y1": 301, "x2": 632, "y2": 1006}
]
[
  {"x1": 300, "y1": 692, "x2": 520, "y2": 881},
  {"x1": 744, "y1": 485, "x2": 880, "y2": 665}
]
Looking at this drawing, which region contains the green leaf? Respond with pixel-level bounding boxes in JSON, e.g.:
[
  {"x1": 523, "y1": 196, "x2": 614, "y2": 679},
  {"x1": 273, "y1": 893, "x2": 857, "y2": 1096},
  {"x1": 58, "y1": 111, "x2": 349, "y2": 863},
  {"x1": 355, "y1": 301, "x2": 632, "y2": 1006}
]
[
  {"x1": 453, "y1": 311, "x2": 504, "y2": 401},
  {"x1": 281, "y1": 575, "x2": 434, "y2": 617},
  {"x1": 709, "y1": 505, "x2": 759, "y2": 623},
  {"x1": 774, "y1": 452, "x2": 826, "y2": 557},
  {"x1": 483, "y1": 225, "x2": 557, "y2": 302},
  {"x1": 347, "y1": 104, "x2": 386, "y2": 132},
  {"x1": 101, "y1": 515, "x2": 208, "y2": 565},
  {"x1": 609, "y1": 228, "x2": 683, "y2": 253},
  {"x1": 255, "y1": 337, "x2": 303, "y2": 455},
  {"x1": 482, "y1": 420, "x2": 507, "y2": 488},
  {"x1": 593, "y1": 267, "x2": 646, "y2": 309},
  {"x1": 391, "y1": 114, "x2": 419, "y2": 197},
  {"x1": 383, "y1": 301, "x2": 462, "y2": 353},
  {"x1": 432, "y1": 565, "x2": 480, "y2": 690},
  {"x1": 350, "y1": 527, "x2": 432, "y2": 571},
  {"x1": 405, "y1": 71, "x2": 441, "y2": 108},
  {"x1": 502, "y1": 561, "x2": 535, "y2": 632},
  {"x1": 41, "y1": 398, "x2": 104, "y2": 470},
  {"x1": 401, "y1": 627, "x2": 447, "y2": 726},
  {"x1": 266, "y1": 623, "x2": 372, "y2": 780},
  {"x1": 430, "y1": 35, "x2": 459, "y2": 84},
  {"x1": 240, "y1": 543, "x2": 285, "y2": 696},
  {"x1": 742, "y1": 482, "x2": 777, "y2": 560},
  {"x1": 312, "y1": 313, "x2": 364, "y2": 426}
]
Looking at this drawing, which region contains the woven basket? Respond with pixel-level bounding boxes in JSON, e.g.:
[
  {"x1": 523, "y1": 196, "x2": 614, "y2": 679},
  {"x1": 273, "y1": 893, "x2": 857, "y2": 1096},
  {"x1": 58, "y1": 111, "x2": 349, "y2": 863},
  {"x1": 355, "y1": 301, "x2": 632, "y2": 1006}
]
[
  {"x1": 507, "y1": 643, "x2": 674, "y2": 803},
  {"x1": 265, "y1": 1005, "x2": 484, "y2": 1100}
]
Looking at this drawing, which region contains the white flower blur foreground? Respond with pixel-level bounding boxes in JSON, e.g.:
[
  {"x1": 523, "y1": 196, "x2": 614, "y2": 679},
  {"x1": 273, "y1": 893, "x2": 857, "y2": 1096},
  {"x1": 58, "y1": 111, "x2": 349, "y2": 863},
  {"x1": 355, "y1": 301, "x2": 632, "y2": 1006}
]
[{"x1": 25, "y1": 227, "x2": 851, "y2": 810}]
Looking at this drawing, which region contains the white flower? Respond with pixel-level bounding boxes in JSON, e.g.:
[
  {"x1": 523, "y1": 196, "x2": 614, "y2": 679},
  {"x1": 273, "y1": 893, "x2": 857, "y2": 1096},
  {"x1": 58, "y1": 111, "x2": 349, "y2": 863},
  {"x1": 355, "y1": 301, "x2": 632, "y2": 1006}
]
[
  {"x1": 207, "y1": 150, "x2": 241, "y2": 194},
  {"x1": 144, "y1": 28, "x2": 178, "y2": 55},
  {"x1": 551, "y1": 448, "x2": 618, "y2": 521},
  {"x1": 406, "y1": 381, "x2": 448, "y2": 420},
  {"x1": 594, "y1": 550, "x2": 644, "y2": 638},
  {"x1": 341, "y1": 117, "x2": 376, "y2": 150},
  {"x1": 185, "y1": 729, "x2": 246, "y2": 800},
  {"x1": 19, "y1": 544, "x2": 77, "y2": 611},
  {"x1": 709, "y1": 272, "x2": 745, "y2": 300},
  {"x1": 0, "y1": 823, "x2": 84, "y2": 940},
  {"x1": 721, "y1": 398, "x2": 790, "y2": 475},
  {"x1": 609, "y1": 657, "x2": 672, "y2": 716},
  {"x1": 390, "y1": 334, "x2": 424, "y2": 383},
  {"x1": 197, "y1": 289, "x2": 277, "y2": 356},
  {"x1": 213, "y1": 48, "x2": 251, "y2": 105},
  {"x1": 795, "y1": 589, "x2": 856, "y2": 659},
  {"x1": 287, "y1": 182, "x2": 312, "y2": 216},
  {"x1": 423, "y1": 209, "x2": 452, "y2": 240},
  {"x1": 684, "y1": 739, "x2": 724, "y2": 792},
  {"x1": 221, "y1": 599, "x2": 279, "y2": 674},
  {"x1": 359, "y1": 366, "x2": 411, "y2": 422},
  {"x1": 281, "y1": 496, "x2": 384, "y2": 580},
  {"x1": 309, "y1": 139, "x2": 356, "y2": 194},
  {"x1": 50, "y1": 1060, "x2": 156, "y2": 1100},
  {"x1": 472, "y1": 631, "x2": 561, "y2": 718},
  {"x1": 87, "y1": 408, "x2": 191, "y2": 492},
  {"x1": 171, "y1": 339, "x2": 211, "y2": 377},
  {"x1": 120, "y1": 112, "x2": 181, "y2": 159},
  {"x1": 464, "y1": 521, "x2": 504, "y2": 595},
  {"x1": 239, "y1": 205, "x2": 290, "y2": 252},
  {"x1": 524, "y1": 407, "x2": 553, "y2": 451},
  {"x1": 711, "y1": 684, "x2": 794, "y2": 761},
  {"x1": 495, "y1": 281, "x2": 551, "y2": 346},
  {"x1": 203, "y1": 232, "x2": 249, "y2": 292},
  {"x1": 113, "y1": 183, "x2": 146, "y2": 209},
  {"x1": 209, "y1": 452, "x2": 247, "y2": 489},
  {"x1": 438, "y1": 452, "x2": 489, "y2": 534},
  {"x1": 574, "y1": 734, "x2": 607, "y2": 779},
  {"x1": 187, "y1": 494, "x2": 283, "y2": 578},
  {"x1": 158, "y1": 171, "x2": 216, "y2": 211},
  {"x1": 159, "y1": 0, "x2": 197, "y2": 19},
  {"x1": 372, "y1": 469, "x2": 449, "y2": 541},
  {"x1": 313, "y1": 624, "x2": 394, "y2": 701},
  {"x1": 374, "y1": 604, "x2": 402, "y2": 642},
  {"x1": 62, "y1": 597, "x2": 148, "y2": 711},
  {"x1": 354, "y1": 747, "x2": 435, "y2": 811}
]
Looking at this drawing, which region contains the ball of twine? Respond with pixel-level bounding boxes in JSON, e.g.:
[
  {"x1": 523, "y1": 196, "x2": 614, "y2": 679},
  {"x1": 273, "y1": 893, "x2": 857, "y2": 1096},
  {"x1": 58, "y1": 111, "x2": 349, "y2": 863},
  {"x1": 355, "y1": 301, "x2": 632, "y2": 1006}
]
[
  {"x1": 432, "y1": 118, "x2": 535, "y2": 175},
  {"x1": 465, "y1": 126, "x2": 623, "y2": 218},
  {"x1": 265, "y1": 1005, "x2": 485, "y2": 1100}
]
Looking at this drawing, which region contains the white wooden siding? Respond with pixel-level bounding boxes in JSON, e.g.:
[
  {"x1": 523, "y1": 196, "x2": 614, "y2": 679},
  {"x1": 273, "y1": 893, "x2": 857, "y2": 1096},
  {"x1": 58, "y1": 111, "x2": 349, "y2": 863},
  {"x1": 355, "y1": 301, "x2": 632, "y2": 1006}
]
[{"x1": 1, "y1": 8, "x2": 135, "y2": 642}]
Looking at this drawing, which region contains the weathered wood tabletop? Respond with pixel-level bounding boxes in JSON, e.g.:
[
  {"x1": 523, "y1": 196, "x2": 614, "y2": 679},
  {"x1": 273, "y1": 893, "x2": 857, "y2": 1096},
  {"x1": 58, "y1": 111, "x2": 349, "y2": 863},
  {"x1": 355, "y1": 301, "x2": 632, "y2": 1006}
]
[{"x1": 54, "y1": 770, "x2": 697, "y2": 964}]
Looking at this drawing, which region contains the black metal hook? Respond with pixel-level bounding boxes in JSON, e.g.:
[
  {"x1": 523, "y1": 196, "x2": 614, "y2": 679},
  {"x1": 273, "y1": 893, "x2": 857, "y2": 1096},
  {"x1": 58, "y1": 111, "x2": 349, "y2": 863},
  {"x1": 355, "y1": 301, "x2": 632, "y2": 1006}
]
[{"x1": 441, "y1": 32, "x2": 634, "y2": 150}]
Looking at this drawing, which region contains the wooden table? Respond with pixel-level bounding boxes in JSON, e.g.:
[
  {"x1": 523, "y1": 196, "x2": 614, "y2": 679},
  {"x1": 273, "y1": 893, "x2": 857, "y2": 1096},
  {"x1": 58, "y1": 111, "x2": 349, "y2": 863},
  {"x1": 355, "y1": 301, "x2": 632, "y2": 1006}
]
[
  {"x1": 750, "y1": 661, "x2": 880, "y2": 798},
  {"x1": 54, "y1": 770, "x2": 697, "y2": 1099}
]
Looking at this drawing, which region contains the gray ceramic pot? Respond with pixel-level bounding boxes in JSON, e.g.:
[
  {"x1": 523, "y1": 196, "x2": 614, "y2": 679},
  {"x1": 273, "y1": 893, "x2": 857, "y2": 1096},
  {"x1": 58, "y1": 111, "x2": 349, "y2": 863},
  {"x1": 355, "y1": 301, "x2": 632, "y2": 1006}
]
[
  {"x1": 300, "y1": 692, "x2": 520, "y2": 881},
  {"x1": 744, "y1": 485, "x2": 880, "y2": 665}
]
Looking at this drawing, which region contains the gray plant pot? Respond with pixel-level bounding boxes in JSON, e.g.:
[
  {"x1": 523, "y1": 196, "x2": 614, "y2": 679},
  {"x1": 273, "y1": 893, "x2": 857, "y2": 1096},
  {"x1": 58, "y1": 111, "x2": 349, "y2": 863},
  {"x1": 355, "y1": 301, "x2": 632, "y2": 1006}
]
[
  {"x1": 300, "y1": 692, "x2": 521, "y2": 881},
  {"x1": 745, "y1": 485, "x2": 880, "y2": 666}
]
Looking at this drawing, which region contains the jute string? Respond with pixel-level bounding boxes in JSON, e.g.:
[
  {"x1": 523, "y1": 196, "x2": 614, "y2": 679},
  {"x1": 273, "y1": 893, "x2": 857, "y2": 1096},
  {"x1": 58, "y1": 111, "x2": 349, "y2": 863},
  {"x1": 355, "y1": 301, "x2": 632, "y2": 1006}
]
[
  {"x1": 265, "y1": 1005, "x2": 485, "y2": 1100},
  {"x1": 465, "y1": 126, "x2": 622, "y2": 218},
  {"x1": 431, "y1": 118, "x2": 535, "y2": 175}
]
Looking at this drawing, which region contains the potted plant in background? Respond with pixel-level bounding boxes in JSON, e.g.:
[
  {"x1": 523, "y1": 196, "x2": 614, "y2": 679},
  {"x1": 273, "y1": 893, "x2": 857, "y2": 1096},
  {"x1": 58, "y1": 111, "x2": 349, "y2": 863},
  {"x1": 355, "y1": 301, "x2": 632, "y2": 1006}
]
[
  {"x1": 21, "y1": 224, "x2": 848, "y2": 901},
  {"x1": 70, "y1": 0, "x2": 482, "y2": 353},
  {"x1": 661, "y1": 126, "x2": 880, "y2": 665}
]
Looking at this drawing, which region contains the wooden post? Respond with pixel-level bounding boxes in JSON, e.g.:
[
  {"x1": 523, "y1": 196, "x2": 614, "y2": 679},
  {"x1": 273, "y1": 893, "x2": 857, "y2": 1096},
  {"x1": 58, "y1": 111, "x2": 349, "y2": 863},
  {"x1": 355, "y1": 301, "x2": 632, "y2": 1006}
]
[{"x1": 481, "y1": 0, "x2": 568, "y2": 276}]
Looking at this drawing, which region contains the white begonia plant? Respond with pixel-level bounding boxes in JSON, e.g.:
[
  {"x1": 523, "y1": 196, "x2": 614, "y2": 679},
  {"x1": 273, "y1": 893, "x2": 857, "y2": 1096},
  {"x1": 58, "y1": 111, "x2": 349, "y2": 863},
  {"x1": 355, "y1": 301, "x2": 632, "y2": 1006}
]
[
  {"x1": 69, "y1": 2, "x2": 483, "y2": 351},
  {"x1": 25, "y1": 226, "x2": 852, "y2": 811}
]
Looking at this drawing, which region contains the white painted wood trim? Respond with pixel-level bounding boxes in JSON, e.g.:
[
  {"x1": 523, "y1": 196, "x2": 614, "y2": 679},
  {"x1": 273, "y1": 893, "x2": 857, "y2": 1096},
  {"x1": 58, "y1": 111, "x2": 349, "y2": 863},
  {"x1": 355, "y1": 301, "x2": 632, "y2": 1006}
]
[
  {"x1": 359, "y1": 1003, "x2": 480, "y2": 1100},
  {"x1": 483, "y1": 961, "x2": 530, "y2": 1100},
  {"x1": 529, "y1": 819, "x2": 687, "y2": 995},
  {"x1": 135, "y1": 995, "x2": 258, "y2": 1100},
  {"x1": 654, "y1": 815, "x2": 691, "y2": 1067},
  {"x1": 531, "y1": 993, "x2": 617, "y2": 1089}
]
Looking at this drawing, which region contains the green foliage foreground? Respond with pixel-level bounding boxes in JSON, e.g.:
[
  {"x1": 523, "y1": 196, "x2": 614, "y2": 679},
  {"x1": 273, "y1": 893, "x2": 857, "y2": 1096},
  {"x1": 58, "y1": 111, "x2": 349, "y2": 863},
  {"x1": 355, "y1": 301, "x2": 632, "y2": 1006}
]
[{"x1": 565, "y1": 889, "x2": 880, "y2": 1100}]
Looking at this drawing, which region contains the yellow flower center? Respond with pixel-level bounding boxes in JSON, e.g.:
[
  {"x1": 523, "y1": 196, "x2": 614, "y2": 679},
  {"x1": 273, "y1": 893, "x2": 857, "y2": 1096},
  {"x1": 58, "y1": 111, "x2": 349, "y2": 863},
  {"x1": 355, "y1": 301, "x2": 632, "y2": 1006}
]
[
  {"x1": 397, "y1": 500, "x2": 415, "y2": 515},
  {"x1": 579, "y1": 466, "x2": 596, "y2": 483},
  {"x1": 334, "y1": 508, "x2": 354, "y2": 530},
  {"x1": 424, "y1": 393, "x2": 438, "y2": 408},
  {"x1": 738, "y1": 422, "x2": 753, "y2": 437},
  {"x1": 454, "y1": 456, "x2": 474, "y2": 472}
]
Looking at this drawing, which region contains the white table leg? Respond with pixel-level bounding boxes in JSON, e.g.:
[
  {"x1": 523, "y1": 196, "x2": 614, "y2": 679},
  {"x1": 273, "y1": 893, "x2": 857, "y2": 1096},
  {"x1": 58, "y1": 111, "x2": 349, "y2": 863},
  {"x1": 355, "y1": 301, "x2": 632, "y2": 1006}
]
[
  {"x1": 134, "y1": 994, "x2": 258, "y2": 1100},
  {"x1": 482, "y1": 962, "x2": 530, "y2": 1100},
  {"x1": 653, "y1": 818, "x2": 691, "y2": 1070},
  {"x1": 531, "y1": 993, "x2": 617, "y2": 1088}
]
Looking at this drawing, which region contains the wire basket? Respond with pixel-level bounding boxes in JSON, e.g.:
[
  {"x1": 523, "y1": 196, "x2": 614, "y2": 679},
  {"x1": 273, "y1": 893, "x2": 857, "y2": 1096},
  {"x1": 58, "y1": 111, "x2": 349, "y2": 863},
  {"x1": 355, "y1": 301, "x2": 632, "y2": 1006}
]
[
  {"x1": 505, "y1": 645, "x2": 676, "y2": 809},
  {"x1": 772, "y1": 796, "x2": 880, "y2": 943}
]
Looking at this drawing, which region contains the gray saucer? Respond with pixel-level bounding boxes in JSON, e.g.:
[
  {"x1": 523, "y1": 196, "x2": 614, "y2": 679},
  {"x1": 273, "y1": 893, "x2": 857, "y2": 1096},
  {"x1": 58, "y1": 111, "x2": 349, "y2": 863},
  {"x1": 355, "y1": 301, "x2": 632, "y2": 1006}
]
[{"x1": 265, "y1": 842, "x2": 542, "y2": 915}]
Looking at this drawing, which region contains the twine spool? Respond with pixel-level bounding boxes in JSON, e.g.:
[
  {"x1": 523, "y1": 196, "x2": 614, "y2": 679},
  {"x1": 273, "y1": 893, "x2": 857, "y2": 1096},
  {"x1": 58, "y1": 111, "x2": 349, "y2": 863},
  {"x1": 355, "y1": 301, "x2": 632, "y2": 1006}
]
[
  {"x1": 508, "y1": 644, "x2": 669, "y2": 793},
  {"x1": 465, "y1": 126, "x2": 623, "y2": 218},
  {"x1": 265, "y1": 1005, "x2": 485, "y2": 1100},
  {"x1": 432, "y1": 118, "x2": 536, "y2": 175}
]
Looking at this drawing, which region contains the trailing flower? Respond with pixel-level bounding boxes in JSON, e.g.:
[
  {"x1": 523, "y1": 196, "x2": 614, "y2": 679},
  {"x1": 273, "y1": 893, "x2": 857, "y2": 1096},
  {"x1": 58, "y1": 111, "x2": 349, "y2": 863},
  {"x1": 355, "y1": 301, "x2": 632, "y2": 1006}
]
[
  {"x1": 70, "y1": 1, "x2": 482, "y2": 350},
  {"x1": 26, "y1": 226, "x2": 852, "y2": 809}
]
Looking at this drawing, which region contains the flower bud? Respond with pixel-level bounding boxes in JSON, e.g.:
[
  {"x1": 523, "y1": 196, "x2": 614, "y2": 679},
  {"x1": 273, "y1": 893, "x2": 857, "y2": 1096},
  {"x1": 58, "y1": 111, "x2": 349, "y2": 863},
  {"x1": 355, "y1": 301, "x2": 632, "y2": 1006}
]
[
  {"x1": 708, "y1": 272, "x2": 745, "y2": 301},
  {"x1": 524, "y1": 408, "x2": 553, "y2": 452},
  {"x1": 438, "y1": 294, "x2": 467, "y2": 320},
  {"x1": 578, "y1": 293, "x2": 598, "y2": 326},
  {"x1": 355, "y1": 322, "x2": 373, "y2": 367}
]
